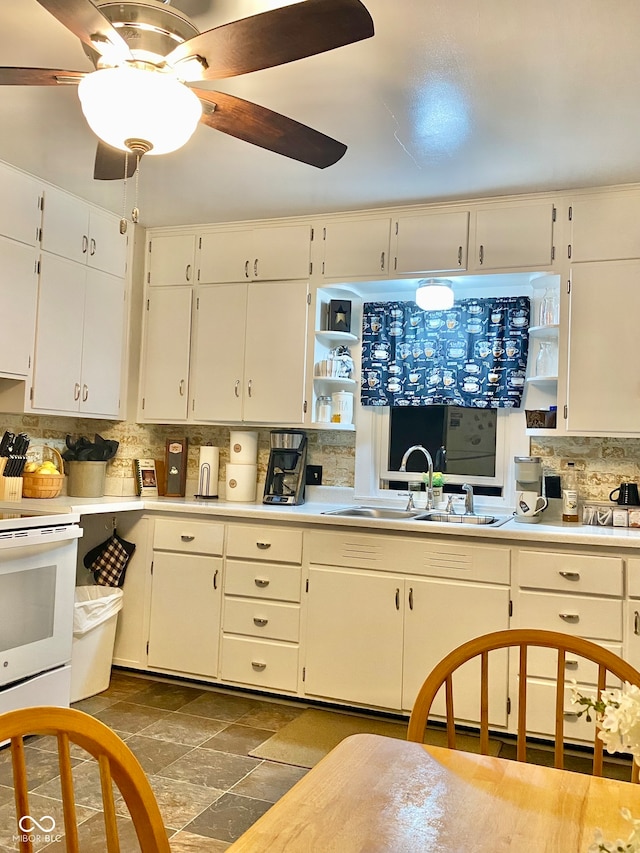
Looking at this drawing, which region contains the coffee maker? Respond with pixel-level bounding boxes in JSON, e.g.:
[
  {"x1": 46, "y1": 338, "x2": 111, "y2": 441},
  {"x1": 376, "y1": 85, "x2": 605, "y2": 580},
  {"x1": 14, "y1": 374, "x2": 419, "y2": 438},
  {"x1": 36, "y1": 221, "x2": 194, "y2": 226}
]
[
  {"x1": 263, "y1": 430, "x2": 308, "y2": 505},
  {"x1": 514, "y1": 455, "x2": 543, "y2": 494}
]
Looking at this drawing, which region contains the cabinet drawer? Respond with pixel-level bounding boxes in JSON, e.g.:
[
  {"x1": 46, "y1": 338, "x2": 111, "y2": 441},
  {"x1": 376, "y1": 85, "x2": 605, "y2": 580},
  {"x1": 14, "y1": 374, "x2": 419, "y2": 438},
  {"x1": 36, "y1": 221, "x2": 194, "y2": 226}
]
[
  {"x1": 221, "y1": 636, "x2": 299, "y2": 692},
  {"x1": 223, "y1": 598, "x2": 300, "y2": 642},
  {"x1": 628, "y1": 558, "x2": 640, "y2": 598},
  {"x1": 153, "y1": 517, "x2": 224, "y2": 555},
  {"x1": 226, "y1": 525, "x2": 303, "y2": 564},
  {"x1": 518, "y1": 550, "x2": 623, "y2": 596},
  {"x1": 518, "y1": 591, "x2": 622, "y2": 641},
  {"x1": 525, "y1": 681, "x2": 597, "y2": 742},
  {"x1": 225, "y1": 560, "x2": 302, "y2": 602},
  {"x1": 525, "y1": 642, "x2": 622, "y2": 688}
]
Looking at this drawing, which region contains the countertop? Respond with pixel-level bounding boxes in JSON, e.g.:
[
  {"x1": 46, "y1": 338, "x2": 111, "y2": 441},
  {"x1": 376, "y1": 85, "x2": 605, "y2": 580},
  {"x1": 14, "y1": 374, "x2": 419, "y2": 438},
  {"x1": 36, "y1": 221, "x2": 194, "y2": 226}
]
[{"x1": 6, "y1": 489, "x2": 640, "y2": 550}]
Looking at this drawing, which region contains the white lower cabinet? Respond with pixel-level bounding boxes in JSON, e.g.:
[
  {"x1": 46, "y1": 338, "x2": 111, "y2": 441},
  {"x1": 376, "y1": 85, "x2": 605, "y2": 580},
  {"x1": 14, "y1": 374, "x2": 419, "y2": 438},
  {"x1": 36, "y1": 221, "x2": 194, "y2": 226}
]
[
  {"x1": 303, "y1": 531, "x2": 511, "y2": 719},
  {"x1": 147, "y1": 517, "x2": 224, "y2": 678},
  {"x1": 515, "y1": 547, "x2": 624, "y2": 741},
  {"x1": 221, "y1": 523, "x2": 303, "y2": 693}
]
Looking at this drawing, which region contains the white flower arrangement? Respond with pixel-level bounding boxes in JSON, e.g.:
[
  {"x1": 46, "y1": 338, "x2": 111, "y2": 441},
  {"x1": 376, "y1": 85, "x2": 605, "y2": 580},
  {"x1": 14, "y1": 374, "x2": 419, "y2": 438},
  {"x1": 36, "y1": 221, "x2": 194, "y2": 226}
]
[{"x1": 571, "y1": 682, "x2": 640, "y2": 852}]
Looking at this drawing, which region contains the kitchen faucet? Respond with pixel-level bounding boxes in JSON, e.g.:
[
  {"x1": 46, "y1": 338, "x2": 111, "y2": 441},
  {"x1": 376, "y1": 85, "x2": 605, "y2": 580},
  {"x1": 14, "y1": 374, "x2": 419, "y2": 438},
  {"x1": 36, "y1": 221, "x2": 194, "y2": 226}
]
[
  {"x1": 462, "y1": 483, "x2": 475, "y2": 515},
  {"x1": 399, "y1": 445, "x2": 434, "y2": 511}
]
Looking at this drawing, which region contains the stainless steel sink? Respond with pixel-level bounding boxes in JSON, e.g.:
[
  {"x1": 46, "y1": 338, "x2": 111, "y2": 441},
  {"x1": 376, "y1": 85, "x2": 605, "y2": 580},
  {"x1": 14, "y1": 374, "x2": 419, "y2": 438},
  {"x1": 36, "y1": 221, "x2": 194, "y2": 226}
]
[
  {"x1": 322, "y1": 506, "x2": 422, "y2": 520},
  {"x1": 414, "y1": 511, "x2": 510, "y2": 527}
]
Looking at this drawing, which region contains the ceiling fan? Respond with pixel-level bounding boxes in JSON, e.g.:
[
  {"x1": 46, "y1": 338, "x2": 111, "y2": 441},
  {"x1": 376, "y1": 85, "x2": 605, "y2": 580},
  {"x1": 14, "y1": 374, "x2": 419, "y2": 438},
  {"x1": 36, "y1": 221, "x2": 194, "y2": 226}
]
[{"x1": 0, "y1": 0, "x2": 374, "y2": 180}]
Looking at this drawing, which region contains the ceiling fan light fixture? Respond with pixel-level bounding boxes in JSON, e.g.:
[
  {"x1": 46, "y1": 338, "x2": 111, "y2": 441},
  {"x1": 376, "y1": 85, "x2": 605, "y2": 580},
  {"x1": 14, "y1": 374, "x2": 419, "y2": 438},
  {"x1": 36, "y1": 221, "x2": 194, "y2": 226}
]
[
  {"x1": 78, "y1": 66, "x2": 202, "y2": 155},
  {"x1": 415, "y1": 278, "x2": 455, "y2": 311}
]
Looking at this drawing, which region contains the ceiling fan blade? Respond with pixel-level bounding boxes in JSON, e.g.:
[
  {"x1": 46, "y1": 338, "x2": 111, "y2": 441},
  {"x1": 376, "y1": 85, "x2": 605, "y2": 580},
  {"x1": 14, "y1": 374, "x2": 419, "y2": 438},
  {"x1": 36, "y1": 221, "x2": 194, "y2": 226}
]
[
  {"x1": 36, "y1": 0, "x2": 132, "y2": 60},
  {"x1": 167, "y1": 0, "x2": 374, "y2": 81},
  {"x1": 192, "y1": 88, "x2": 347, "y2": 168},
  {"x1": 0, "y1": 67, "x2": 85, "y2": 86},
  {"x1": 94, "y1": 142, "x2": 138, "y2": 181}
]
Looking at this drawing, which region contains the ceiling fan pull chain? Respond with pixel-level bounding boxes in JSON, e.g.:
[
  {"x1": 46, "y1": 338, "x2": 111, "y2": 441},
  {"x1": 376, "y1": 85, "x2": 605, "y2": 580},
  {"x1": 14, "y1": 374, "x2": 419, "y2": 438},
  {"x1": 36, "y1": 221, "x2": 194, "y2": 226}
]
[
  {"x1": 119, "y1": 151, "x2": 129, "y2": 235},
  {"x1": 131, "y1": 154, "x2": 141, "y2": 224}
]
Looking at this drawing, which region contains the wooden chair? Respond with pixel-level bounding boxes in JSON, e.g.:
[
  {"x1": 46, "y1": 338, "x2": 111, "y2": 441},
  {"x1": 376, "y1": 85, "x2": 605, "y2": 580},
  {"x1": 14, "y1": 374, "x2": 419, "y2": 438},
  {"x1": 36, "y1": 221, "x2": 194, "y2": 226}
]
[
  {"x1": 407, "y1": 628, "x2": 640, "y2": 781},
  {"x1": 0, "y1": 705, "x2": 170, "y2": 852}
]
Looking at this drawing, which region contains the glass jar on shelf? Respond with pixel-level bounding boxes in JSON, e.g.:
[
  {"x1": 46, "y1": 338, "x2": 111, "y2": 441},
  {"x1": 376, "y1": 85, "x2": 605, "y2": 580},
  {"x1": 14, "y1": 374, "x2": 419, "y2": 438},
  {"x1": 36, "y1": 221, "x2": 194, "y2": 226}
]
[
  {"x1": 538, "y1": 289, "x2": 559, "y2": 326},
  {"x1": 316, "y1": 395, "x2": 332, "y2": 423},
  {"x1": 535, "y1": 340, "x2": 557, "y2": 377}
]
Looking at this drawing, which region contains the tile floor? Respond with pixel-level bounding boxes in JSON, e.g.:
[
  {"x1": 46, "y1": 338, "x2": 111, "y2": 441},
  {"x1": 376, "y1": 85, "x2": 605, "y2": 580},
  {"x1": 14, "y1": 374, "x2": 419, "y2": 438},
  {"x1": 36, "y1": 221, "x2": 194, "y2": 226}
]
[{"x1": 0, "y1": 669, "x2": 312, "y2": 851}]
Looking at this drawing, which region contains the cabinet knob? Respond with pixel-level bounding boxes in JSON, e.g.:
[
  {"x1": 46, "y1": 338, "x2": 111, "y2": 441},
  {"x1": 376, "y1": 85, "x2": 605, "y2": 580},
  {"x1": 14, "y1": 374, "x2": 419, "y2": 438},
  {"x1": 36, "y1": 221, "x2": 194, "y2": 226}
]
[
  {"x1": 255, "y1": 577, "x2": 270, "y2": 587},
  {"x1": 73, "y1": 382, "x2": 81, "y2": 401},
  {"x1": 256, "y1": 542, "x2": 271, "y2": 550},
  {"x1": 635, "y1": 611, "x2": 640, "y2": 636},
  {"x1": 179, "y1": 379, "x2": 185, "y2": 396},
  {"x1": 82, "y1": 235, "x2": 88, "y2": 254},
  {"x1": 380, "y1": 251, "x2": 385, "y2": 271},
  {"x1": 395, "y1": 588, "x2": 400, "y2": 610},
  {"x1": 563, "y1": 710, "x2": 579, "y2": 720},
  {"x1": 565, "y1": 659, "x2": 579, "y2": 669},
  {"x1": 245, "y1": 260, "x2": 250, "y2": 278},
  {"x1": 234, "y1": 379, "x2": 240, "y2": 397},
  {"x1": 253, "y1": 617, "x2": 268, "y2": 627},
  {"x1": 82, "y1": 384, "x2": 88, "y2": 402},
  {"x1": 90, "y1": 237, "x2": 96, "y2": 256},
  {"x1": 457, "y1": 246, "x2": 463, "y2": 266},
  {"x1": 247, "y1": 379, "x2": 253, "y2": 397},
  {"x1": 478, "y1": 244, "x2": 484, "y2": 264},
  {"x1": 251, "y1": 661, "x2": 267, "y2": 670},
  {"x1": 213, "y1": 569, "x2": 219, "y2": 590},
  {"x1": 185, "y1": 264, "x2": 191, "y2": 281},
  {"x1": 181, "y1": 534, "x2": 195, "y2": 542},
  {"x1": 254, "y1": 258, "x2": 258, "y2": 277},
  {"x1": 559, "y1": 571, "x2": 580, "y2": 581}
]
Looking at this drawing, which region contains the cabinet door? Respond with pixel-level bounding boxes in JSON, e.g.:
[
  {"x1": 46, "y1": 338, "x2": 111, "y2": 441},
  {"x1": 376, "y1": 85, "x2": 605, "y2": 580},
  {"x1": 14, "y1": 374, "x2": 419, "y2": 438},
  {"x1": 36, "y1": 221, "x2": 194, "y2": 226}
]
[
  {"x1": 242, "y1": 280, "x2": 308, "y2": 424},
  {"x1": 253, "y1": 224, "x2": 311, "y2": 281},
  {"x1": 627, "y1": 603, "x2": 640, "y2": 672},
  {"x1": 569, "y1": 194, "x2": 640, "y2": 262},
  {"x1": 140, "y1": 286, "x2": 192, "y2": 421},
  {"x1": 199, "y1": 230, "x2": 252, "y2": 283},
  {"x1": 80, "y1": 269, "x2": 125, "y2": 417},
  {"x1": 0, "y1": 164, "x2": 41, "y2": 246},
  {"x1": 31, "y1": 253, "x2": 85, "y2": 412},
  {"x1": 393, "y1": 210, "x2": 469, "y2": 274},
  {"x1": 0, "y1": 236, "x2": 38, "y2": 377},
  {"x1": 148, "y1": 551, "x2": 221, "y2": 677},
  {"x1": 304, "y1": 566, "x2": 404, "y2": 709},
  {"x1": 474, "y1": 203, "x2": 554, "y2": 270},
  {"x1": 321, "y1": 218, "x2": 391, "y2": 278},
  {"x1": 402, "y1": 579, "x2": 510, "y2": 725},
  {"x1": 147, "y1": 234, "x2": 197, "y2": 285},
  {"x1": 87, "y1": 208, "x2": 127, "y2": 277},
  {"x1": 191, "y1": 283, "x2": 247, "y2": 421},
  {"x1": 566, "y1": 259, "x2": 640, "y2": 433},
  {"x1": 40, "y1": 185, "x2": 90, "y2": 265}
]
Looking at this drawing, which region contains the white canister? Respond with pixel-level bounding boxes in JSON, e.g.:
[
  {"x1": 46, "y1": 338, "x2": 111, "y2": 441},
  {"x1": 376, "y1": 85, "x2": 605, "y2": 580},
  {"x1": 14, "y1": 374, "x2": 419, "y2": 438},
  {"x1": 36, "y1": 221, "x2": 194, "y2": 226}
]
[
  {"x1": 331, "y1": 391, "x2": 354, "y2": 425},
  {"x1": 225, "y1": 463, "x2": 258, "y2": 502},
  {"x1": 229, "y1": 430, "x2": 258, "y2": 464}
]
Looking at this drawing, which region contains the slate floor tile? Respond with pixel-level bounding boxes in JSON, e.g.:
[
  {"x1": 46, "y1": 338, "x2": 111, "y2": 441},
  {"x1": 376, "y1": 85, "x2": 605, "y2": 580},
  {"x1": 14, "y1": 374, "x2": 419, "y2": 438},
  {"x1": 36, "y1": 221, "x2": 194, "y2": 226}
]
[
  {"x1": 200, "y1": 723, "x2": 274, "y2": 756},
  {"x1": 159, "y1": 747, "x2": 260, "y2": 790},
  {"x1": 179, "y1": 691, "x2": 260, "y2": 723},
  {"x1": 139, "y1": 711, "x2": 230, "y2": 747},
  {"x1": 184, "y1": 792, "x2": 273, "y2": 843},
  {"x1": 93, "y1": 700, "x2": 170, "y2": 735},
  {"x1": 121, "y1": 734, "x2": 194, "y2": 776},
  {"x1": 128, "y1": 680, "x2": 206, "y2": 711},
  {"x1": 230, "y1": 761, "x2": 308, "y2": 803}
]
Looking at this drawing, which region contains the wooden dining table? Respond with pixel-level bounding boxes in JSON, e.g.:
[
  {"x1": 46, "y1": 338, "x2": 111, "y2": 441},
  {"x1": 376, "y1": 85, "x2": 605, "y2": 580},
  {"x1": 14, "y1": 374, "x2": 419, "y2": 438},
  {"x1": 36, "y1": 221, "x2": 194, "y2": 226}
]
[{"x1": 227, "y1": 732, "x2": 640, "y2": 852}]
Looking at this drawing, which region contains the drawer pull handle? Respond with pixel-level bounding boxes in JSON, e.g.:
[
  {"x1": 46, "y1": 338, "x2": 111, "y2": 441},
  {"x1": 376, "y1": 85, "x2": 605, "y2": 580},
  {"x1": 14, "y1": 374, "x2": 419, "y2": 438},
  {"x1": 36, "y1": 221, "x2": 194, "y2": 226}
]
[
  {"x1": 213, "y1": 569, "x2": 219, "y2": 590},
  {"x1": 256, "y1": 542, "x2": 271, "y2": 550},
  {"x1": 395, "y1": 588, "x2": 400, "y2": 610},
  {"x1": 251, "y1": 661, "x2": 267, "y2": 670},
  {"x1": 559, "y1": 571, "x2": 580, "y2": 581},
  {"x1": 253, "y1": 617, "x2": 268, "y2": 627},
  {"x1": 565, "y1": 659, "x2": 579, "y2": 669},
  {"x1": 408, "y1": 587, "x2": 414, "y2": 611},
  {"x1": 563, "y1": 710, "x2": 579, "y2": 720},
  {"x1": 255, "y1": 578, "x2": 270, "y2": 587},
  {"x1": 635, "y1": 611, "x2": 640, "y2": 636},
  {"x1": 181, "y1": 534, "x2": 195, "y2": 542},
  {"x1": 559, "y1": 612, "x2": 579, "y2": 622}
]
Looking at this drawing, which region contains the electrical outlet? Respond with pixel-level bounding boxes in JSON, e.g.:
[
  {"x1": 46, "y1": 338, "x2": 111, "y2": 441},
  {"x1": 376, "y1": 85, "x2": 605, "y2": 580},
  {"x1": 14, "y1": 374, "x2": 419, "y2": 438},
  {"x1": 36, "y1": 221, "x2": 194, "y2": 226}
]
[{"x1": 305, "y1": 465, "x2": 323, "y2": 486}]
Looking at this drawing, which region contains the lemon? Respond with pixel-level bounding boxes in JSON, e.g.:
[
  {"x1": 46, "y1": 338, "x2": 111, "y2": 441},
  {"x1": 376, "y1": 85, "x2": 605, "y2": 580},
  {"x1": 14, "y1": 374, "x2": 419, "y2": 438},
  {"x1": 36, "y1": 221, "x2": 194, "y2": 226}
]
[{"x1": 23, "y1": 462, "x2": 39, "y2": 473}]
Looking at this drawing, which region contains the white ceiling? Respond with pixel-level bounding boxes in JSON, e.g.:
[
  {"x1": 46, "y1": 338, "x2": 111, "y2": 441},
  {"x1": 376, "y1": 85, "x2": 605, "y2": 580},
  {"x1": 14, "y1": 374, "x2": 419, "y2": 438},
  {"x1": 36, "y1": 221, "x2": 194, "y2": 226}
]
[{"x1": 1, "y1": 0, "x2": 640, "y2": 228}]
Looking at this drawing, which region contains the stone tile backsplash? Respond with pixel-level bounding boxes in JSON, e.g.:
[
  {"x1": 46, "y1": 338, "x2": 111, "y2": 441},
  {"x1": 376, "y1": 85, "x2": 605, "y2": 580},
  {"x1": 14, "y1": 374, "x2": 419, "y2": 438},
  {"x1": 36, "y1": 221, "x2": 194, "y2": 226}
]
[{"x1": 1, "y1": 411, "x2": 636, "y2": 503}]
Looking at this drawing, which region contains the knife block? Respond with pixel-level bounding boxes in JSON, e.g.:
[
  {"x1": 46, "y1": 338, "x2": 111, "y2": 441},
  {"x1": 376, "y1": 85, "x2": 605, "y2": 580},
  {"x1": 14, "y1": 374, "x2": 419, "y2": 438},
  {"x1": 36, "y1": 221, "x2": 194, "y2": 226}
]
[{"x1": 0, "y1": 475, "x2": 22, "y2": 501}]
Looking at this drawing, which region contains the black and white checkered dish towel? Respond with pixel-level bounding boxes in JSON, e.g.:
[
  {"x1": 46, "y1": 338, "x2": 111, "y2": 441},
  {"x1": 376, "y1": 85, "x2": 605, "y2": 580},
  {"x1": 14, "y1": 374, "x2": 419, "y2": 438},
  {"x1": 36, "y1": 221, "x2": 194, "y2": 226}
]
[{"x1": 85, "y1": 533, "x2": 136, "y2": 587}]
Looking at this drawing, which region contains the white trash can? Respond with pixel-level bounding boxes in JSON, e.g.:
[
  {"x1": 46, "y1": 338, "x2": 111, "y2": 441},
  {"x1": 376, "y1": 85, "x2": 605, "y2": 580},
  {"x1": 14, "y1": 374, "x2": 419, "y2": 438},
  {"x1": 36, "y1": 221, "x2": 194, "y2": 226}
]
[{"x1": 70, "y1": 586, "x2": 124, "y2": 703}]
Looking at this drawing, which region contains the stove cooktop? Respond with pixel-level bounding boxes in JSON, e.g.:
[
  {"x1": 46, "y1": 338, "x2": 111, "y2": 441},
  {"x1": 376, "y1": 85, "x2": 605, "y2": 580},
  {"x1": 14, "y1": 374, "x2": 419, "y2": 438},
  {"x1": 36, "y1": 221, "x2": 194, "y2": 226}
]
[{"x1": 0, "y1": 509, "x2": 78, "y2": 532}]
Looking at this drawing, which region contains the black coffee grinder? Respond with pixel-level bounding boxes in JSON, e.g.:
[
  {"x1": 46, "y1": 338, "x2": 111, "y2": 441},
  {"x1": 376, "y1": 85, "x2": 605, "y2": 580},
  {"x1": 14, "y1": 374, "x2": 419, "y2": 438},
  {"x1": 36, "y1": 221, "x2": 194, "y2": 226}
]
[{"x1": 263, "y1": 430, "x2": 307, "y2": 505}]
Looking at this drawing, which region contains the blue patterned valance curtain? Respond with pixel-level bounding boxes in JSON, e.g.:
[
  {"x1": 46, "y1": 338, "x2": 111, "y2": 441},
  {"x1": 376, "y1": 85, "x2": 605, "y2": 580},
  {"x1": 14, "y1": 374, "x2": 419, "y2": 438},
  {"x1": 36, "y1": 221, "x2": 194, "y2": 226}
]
[{"x1": 361, "y1": 296, "x2": 530, "y2": 408}]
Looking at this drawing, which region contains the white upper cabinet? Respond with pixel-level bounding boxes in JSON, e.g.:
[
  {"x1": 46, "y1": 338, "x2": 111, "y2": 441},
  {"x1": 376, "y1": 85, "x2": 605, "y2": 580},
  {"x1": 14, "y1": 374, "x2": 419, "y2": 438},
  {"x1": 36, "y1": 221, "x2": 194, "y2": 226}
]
[
  {"x1": 198, "y1": 223, "x2": 312, "y2": 283},
  {"x1": 190, "y1": 280, "x2": 309, "y2": 424},
  {"x1": 139, "y1": 286, "x2": 193, "y2": 421},
  {"x1": 40, "y1": 186, "x2": 127, "y2": 277},
  {"x1": 472, "y1": 202, "x2": 555, "y2": 271},
  {"x1": 392, "y1": 210, "x2": 470, "y2": 274},
  {"x1": 320, "y1": 217, "x2": 392, "y2": 279},
  {"x1": 0, "y1": 163, "x2": 42, "y2": 246},
  {"x1": 568, "y1": 193, "x2": 640, "y2": 262},
  {"x1": 147, "y1": 233, "x2": 197, "y2": 286},
  {"x1": 0, "y1": 235, "x2": 38, "y2": 377},
  {"x1": 565, "y1": 258, "x2": 640, "y2": 434},
  {"x1": 31, "y1": 253, "x2": 126, "y2": 417}
]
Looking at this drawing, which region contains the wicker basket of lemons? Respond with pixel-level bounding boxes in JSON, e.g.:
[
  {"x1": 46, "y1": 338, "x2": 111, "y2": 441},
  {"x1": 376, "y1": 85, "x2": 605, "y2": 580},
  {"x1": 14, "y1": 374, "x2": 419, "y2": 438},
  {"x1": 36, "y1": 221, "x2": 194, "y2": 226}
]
[{"x1": 22, "y1": 446, "x2": 64, "y2": 498}]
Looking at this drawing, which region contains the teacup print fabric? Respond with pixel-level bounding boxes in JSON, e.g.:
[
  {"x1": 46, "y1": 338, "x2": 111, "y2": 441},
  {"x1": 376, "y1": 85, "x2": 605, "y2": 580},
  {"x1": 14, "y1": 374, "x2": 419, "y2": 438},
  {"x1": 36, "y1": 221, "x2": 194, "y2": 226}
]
[{"x1": 361, "y1": 296, "x2": 530, "y2": 408}]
